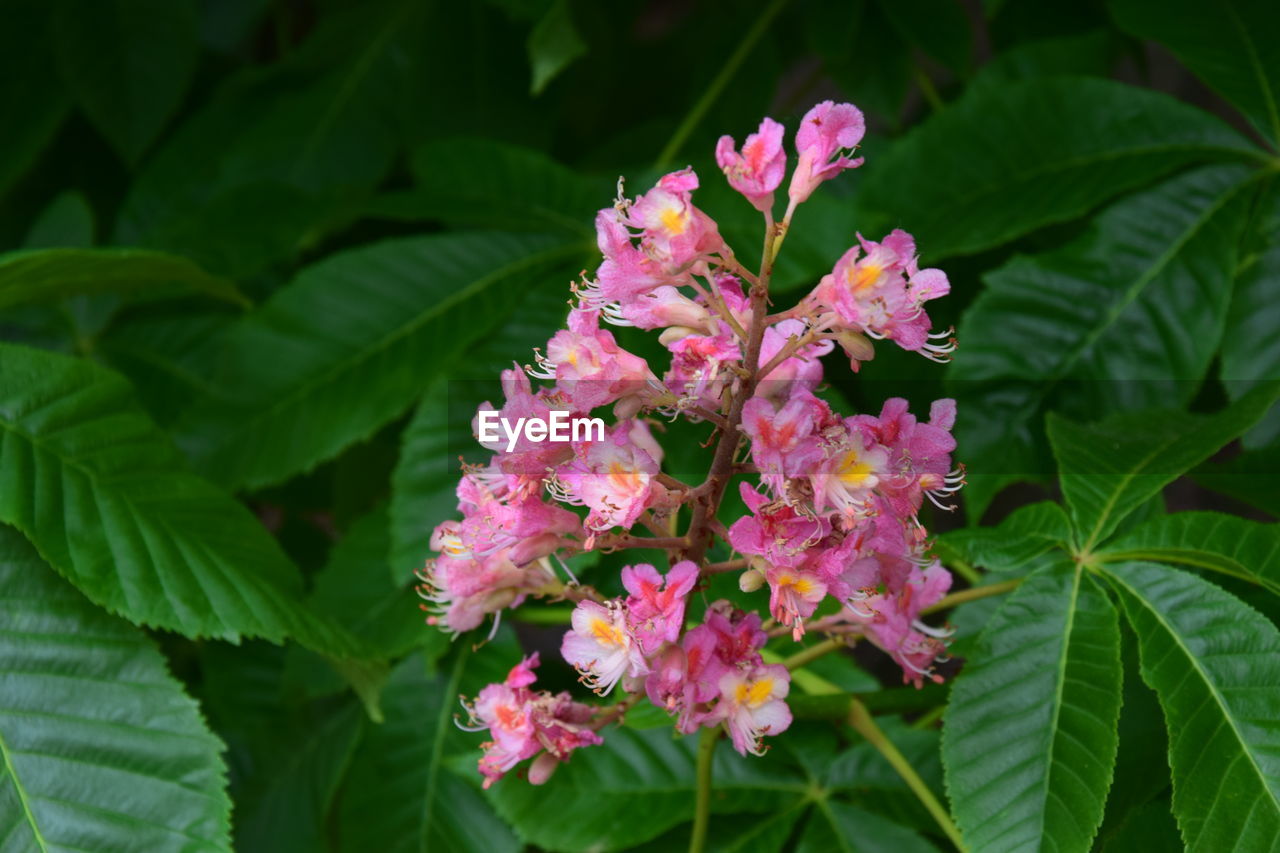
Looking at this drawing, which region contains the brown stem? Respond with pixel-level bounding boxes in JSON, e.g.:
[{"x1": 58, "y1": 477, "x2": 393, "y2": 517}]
[
  {"x1": 704, "y1": 558, "x2": 748, "y2": 574},
  {"x1": 679, "y1": 219, "x2": 775, "y2": 566}
]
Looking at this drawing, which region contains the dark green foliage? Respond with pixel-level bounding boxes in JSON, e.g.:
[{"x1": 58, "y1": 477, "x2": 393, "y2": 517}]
[{"x1": 2, "y1": 1, "x2": 1278, "y2": 850}]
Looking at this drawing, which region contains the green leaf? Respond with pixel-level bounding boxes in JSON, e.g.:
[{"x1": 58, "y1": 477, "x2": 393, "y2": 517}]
[
  {"x1": 175, "y1": 232, "x2": 584, "y2": 491},
  {"x1": 335, "y1": 646, "x2": 521, "y2": 853},
  {"x1": 115, "y1": 1, "x2": 431, "y2": 275},
  {"x1": 811, "y1": 1, "x2": 912, "y2": 127},
  {"x1": 943, "y1": 562, "x2": 1122, "y2": 853},
  {"x1": 390, "y1": 279, "x2": 570, "y2": 571},
  {"x1": 969, "y1": 29, "x2": 1122, "y2": 91},
  {"x1": 308, "y1": 506, "x2": 442, "y2": 660},
  {"x1": 1111, "y1": 0, "x2": 1280, "y2": 146},
  {"x1": 876, "y1": 0, "x2": 971, "y2": 76},
  {"x1": 1101, "y1": 561, "x2": 1280, "y2": 850},
  {"x1": 796, "y1": 800, "x2": 940, "y2": 853},
  {"x1": 0, "y1": 525, "x2": 232, "y2": 851},
  {"x1": 935, "y1": 501, "x2": 1073, "y2": 573},
  {"x1": 0, "y1": 0, "x2": 70, "y2": 200},
  {"x1": 24, "y1": 191, "x2": 95, "y2": 249},
  {"x1": 952, "y1": 165, "x2": 1263, "y2": 521},
  {"x1": 487, "y1": 726, "x2": 807, "y2": 852},
  {"x1": 527, "y1": 0, "x2": 586, "y2": 95},
  {"x1": 0, "y1": 248, "x2": 248, "y2": 311},
  {"x1": 0, "y1": 343, "x2": 363, "y2": 654},
  {"x1": 860, "y1": 78, "x2": 1263, "y2": 258},
  {"x1": 371, "y1": 137, "x2": 604, "y2": 234},
  {"x1": 233, "y1": 699, "x2": 365, "y2": 853},
  {"x1": 52, "y1": 0, "x2": 198, "y2": 162},
  {"x1": 1192, "y1": 444, "x2": 1280, "y2": 519},
  {"x1": 1222, "y1": 234, "x2": 1280, "y2": 448},
  {"x1": 1099, "y1": 511, "x2": 1280, "y2": 595},
  {"x1": 1048, "y1": 381, "x2": 1280, "y2": 553}
]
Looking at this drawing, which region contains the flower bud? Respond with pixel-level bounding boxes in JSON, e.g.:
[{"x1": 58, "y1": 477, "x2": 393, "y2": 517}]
[{"x1": 739, "y1": 567, "x2": 765, "y2": 593}]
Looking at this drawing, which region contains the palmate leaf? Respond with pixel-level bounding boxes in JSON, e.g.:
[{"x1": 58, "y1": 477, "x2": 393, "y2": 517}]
[
  {"x1": 949, "y1": 164, "x2": 1261, "y2": 519},
  {"x1": 942, "y1": 562, "x2": 1122, "y2": 853},
  {"x1": 176, "y1": 231, "x2": 586, "y2": 492},
  {"x1": 1099, "y1": 511, "x2": 1280, "y2": 596},
  {"x1": 935, "y1": 501, "x2": 1074, "y2": 573},
  {"x1": 1047, "y1": 381, "x2": 1280, "y2": 554},
  {"x1": 0, "y1": 248, "x2": 248, "y2": 311},
  {"x1": 1222, "y1": 233, "x2": 1280, "y2": 448},
  {"x1": 0, "y1": 525, "x2": 232, "y2": 851},
  {"x1": 0, "y1": 343, "x2": 362, "y2": 654},
  {"x1": 1111, "y1": 0, "x2": 1280, "y2": 146},
  {"x1": 1101, "y1": 561, "x2": 1280, "y2": 851},
  {"x1": 794, "y1": 801, "x2": 940, "y2": 853},
  {"x1": 859, "y1": 77, "x2": 1264, "y2": 259}
]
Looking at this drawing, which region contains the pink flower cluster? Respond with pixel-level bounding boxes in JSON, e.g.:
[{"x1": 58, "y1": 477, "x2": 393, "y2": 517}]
[
  {"x1": 459, "y1": 653, "x2": 602, "y2": 788},
  {"x1": 419, "y1": 101, "x2": 963, "y2": 787}
]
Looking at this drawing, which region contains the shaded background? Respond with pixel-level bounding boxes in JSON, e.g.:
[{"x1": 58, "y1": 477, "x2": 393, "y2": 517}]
[{"x1": 1, "y1": 0, "x2": 1277, "y2": 850}]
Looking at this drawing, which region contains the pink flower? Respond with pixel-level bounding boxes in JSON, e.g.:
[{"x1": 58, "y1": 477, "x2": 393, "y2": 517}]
[
  {"x1": 740, "y1": 391, "x2": 829, "y2": 495},
  {"x1": 474, "y1": 368, "x2": 575, "y2": 477},
  {"x1": 530, "y1": 308, "x2": 657, "y2": 414},
  {"x1": 561, "y1": 600, "x2": 649, "y2": 695},
  {"x1": 442, "y1": 470, "x2": 581, "y2": 563},
  {"x1": 548, "y1": 420, "x2": 662, "y2": 533},
  {"x1": 807, "y1": 420, "x2": 891, "y2": 518},
  {"x1": 765, "y1": 567, "x2": 828, "y2": 640},
  {"x1": 715, "y1": 663, "x2": 793, "y2": 756},
  {"x1": 756, "y1": 319, "x2": 833, "y2": 397},
  {"x1": 728, "y1": 483, "x2": 830, "y2": 570},
  {"x1": 841, "y1": 561, "x2": 954, "y2": 686},
  {"x1": 608, "y1": 284, "x2": 711, "y2": 332},
  {"x1": 812, "y1": 230, "x2": 953, "y2": 362},
  {"x1": 464, "y1": 653, "x2": 602, "y2": 788},
  {"x1": 716, "y1": 117, "x2": 787, "y2": 212},
  {"x1": 418, "y1": 547, "x2": 555, "y2": 635},
  {"x1": 664, "y1": 329, "x2": 742, "y2": 411},
  {"x1": 622, "y1": 169, "x2": 725, "y2": 274},
  {"x1": 622, "y1": 560, "x2": 699, "y2": 653},
  {"x1": 852, "y1": 397, "x2": 962, "y2": 517},
  {"x1": 644, "y1": 627, "x2": 726, "y2": 733},
  {"x1": 788, "y1": 101, "x2": 865, "y2": 205}
]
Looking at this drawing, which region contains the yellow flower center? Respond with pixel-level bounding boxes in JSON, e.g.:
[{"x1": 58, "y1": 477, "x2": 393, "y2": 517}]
[
  {"x1": 659, "y1": 205, "x2": 687, "y2": 236},
  {"x1": 590, "y1": 617, "x2": 626, "y2": 648},
  {"x1": 734, "y1": 677, "x2": 775, "y2": 708},
  {"x1": 836, "y1": 449, "x2": 874, "y2": 486},
  {"x1": 607, "y1": 460, "x2": 644, "y2": 493},
  {"x1": 848, "y1": 262, "x2": 882, "y2": 293},
  {"x1": 776, "y1": 573, "x2": 816, "y2": 596}
]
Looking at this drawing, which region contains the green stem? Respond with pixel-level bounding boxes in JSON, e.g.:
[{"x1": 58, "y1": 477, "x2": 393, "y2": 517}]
[
  {"x1": 688, "y1": 727, "x2": 719, "y2": 853},
  {"x1": 782, "y1": 636, "x2": 849, "y2": 671},
  {"x1": 847, "y1": 698, "x2": 966, "y2": 851},
  {"x1": 421, "y1": 644, "x2": 470, "y2": 853},
  {"x1": 922, "y1": 578, "x2": 1021, "y2": 615},
  {"x1": 654, "y1": 0, "x2": 790, "y2": 170},
  {"x1": 911, "y1": 705, "x2": 946, "y2": 730},
  {"x1": 914, "y1": 66, "x2": 944, "y2": 113},
  {"x1": 946, "y1": 554, "x2": 981, "y2": 586}
]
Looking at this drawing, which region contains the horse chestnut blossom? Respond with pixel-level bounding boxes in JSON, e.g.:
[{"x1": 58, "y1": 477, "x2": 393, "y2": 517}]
[{"x1": 417, "y1": 100, "x2": 964, "y2": 787}]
